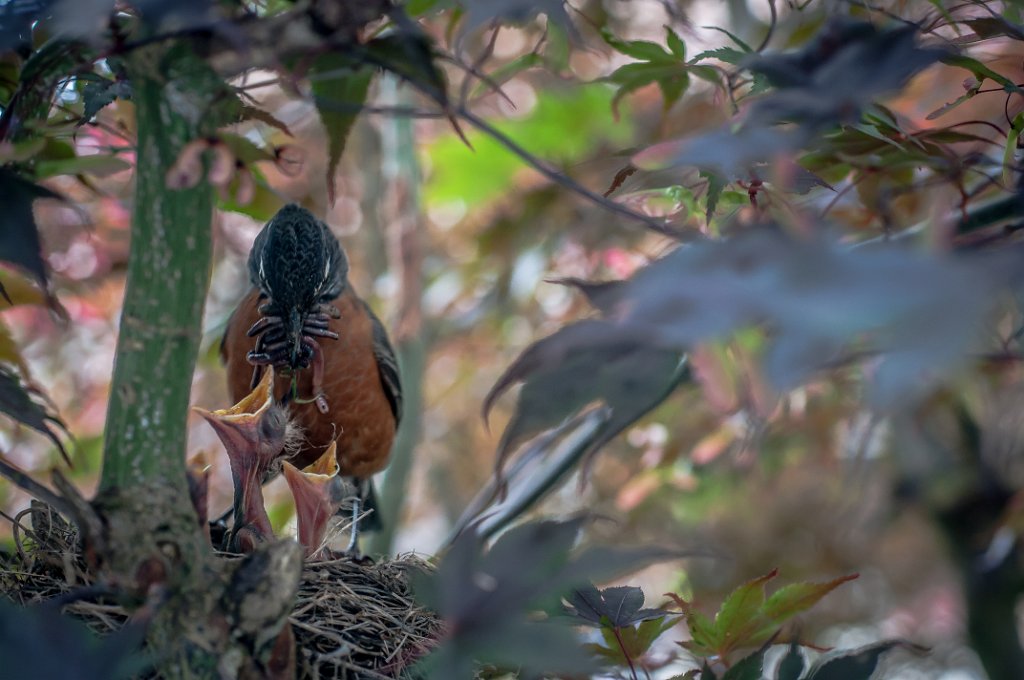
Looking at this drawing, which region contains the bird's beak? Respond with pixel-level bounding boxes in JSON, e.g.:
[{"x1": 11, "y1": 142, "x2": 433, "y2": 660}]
[
  {"x1": 283, "y1": 442, "x2": 344, "y2": 557},
  {"x1": 192, "y1": 369, "x2": 275, "y2": 457}
]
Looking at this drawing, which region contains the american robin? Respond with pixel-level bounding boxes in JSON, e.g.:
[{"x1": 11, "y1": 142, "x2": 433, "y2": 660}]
[
  {"x1": 194, "y1": 369, "x2": 290, "y2": 552},
  {"x1": 220, "y1": 203, "x2": 402, "y2": 554}
]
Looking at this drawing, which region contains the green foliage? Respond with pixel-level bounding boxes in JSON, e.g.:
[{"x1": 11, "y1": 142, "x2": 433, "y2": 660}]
[
  {"x1": 425, "y1": 85, "x2": 632, "y2": 208},
  {"x1": 601, "y1": 26, "x2": 692, "y2": 116},
  {"x1": 668, "y1": 569, "x2": 857, "y2": 661}
]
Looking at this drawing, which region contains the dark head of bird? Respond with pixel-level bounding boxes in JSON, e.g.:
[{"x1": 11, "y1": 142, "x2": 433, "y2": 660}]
[{"x1": 248, "y1": 204, "x2": 348, "y2": 369}]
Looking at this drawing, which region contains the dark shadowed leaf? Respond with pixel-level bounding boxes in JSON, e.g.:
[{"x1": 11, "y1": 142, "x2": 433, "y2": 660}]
[
  {"x1": 484, "y1": 320, "x2": 686, "y2": 472},
  {"x1": 133, "y1": 0, "x2": 221, "y2": 32},
  {"x1": 585, "y1": 228, "x2": 1016, "y2": 409},
  {"x1": 0, "y1": 169, "x2": 63, "y2": 302},
  {"x1": 554, "y1": 277, "x2": 627, "y2": 315},
  {"x1": 744, "y1": 22, "x2": 946, "y2": 130},
  {"x1": 806, "y1": 640, "x2": 928, "y2": 680},
  {"x1": 777, "y1": 642, "x2": 806, "y2": 680},
  {"x1": 963, "y1": 16, "x2": 1024, "y2": 41},
  {"x1": 0, "y1": 365, "x2": 70, "y2": 464},
  {"x1": 80, "y1": 77, "x2": 132, "y2": 123},
  {"x1": 364, "y1": 24, "x2": 448, "y2": 106},
  {"x1": 458, "y1": 0, "x2": 574, "y2": 46},
  {"x1": 415, "y1": 517, "x2": 684, "y2": 678},
  {"x1": 0, "y1": 0, "x2": 50, "y2": 52},
  {"x1": 637, "y1": 21, "x2": 944, "y2": 178},
  {"x1": 634, "y1": 126, "x2": 806, "y2": 180},
  {"x1": 566, "y1": 583, "x2": 668, "y2": 627},
  {"x1": 309, "y1": 54, "x2": 373, "y2": 204},
  {"x1": 0, "y1": 600, "x2": 147, "y2": 680},
  {"x1": 722, "y1": 647, "x2": 766, "y2": 680},
  {"x1": 48, "y1": 0, "x2": 114, "y2": 40}
]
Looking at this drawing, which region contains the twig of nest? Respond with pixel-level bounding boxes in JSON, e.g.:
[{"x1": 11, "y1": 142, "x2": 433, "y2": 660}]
[{"x1": 1, "y1": 503, "x2": 442, "y2": 679}]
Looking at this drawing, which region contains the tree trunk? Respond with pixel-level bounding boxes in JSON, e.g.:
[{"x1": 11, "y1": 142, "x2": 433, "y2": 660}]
[{"x1": 89, "y1": 43, "x2": 302, "y2": 678}]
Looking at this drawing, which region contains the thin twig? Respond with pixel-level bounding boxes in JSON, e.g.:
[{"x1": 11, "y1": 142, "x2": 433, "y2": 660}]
[{"x1": 755, "y1": 0, "x2": 778, "y2": 53}]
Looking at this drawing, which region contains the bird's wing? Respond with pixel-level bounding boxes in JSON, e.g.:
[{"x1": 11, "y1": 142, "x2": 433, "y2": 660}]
[{"x1": 362, "y1": 299, "x2": 403, "y2": 426}]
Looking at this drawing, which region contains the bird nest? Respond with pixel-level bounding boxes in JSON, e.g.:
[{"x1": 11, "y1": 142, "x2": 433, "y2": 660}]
[{"x1": 0, "y1": 502, "x2": 442, "y2": 679}]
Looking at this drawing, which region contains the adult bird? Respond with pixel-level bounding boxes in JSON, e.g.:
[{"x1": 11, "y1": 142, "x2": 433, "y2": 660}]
[{"x1": 220, "y1": 203, "x2": 402, "y2": 554}]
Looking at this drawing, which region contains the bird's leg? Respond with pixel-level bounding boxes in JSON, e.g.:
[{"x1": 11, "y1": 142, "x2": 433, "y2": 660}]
[
  {"x1": 346, "y1": 492, "x2": 362, "y2": 556},
  {"x1": 344, "y1": 477, "x2": 375, "y2": 558}
]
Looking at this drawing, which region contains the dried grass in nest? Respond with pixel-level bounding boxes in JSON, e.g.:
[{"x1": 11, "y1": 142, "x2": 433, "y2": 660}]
[{"x1": 1, "y1": 503, "x2": 442, "y2": 679}]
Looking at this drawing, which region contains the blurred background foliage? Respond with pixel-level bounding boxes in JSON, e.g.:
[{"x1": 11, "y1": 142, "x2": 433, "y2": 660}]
[{"x1": 4, "y1": 0, "x2": 1024, "y2": 677}]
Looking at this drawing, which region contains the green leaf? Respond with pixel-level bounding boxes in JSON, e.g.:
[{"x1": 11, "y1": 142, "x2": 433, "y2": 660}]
[
  {"x1": 605, "y1": 61, "x2": 689, "y2": 115},
  {"x1": 702, "y1": 170, "x2": 726, "y2": 225},
  {"x1": 597, "y1": 615, "x2": 677, "y2": 663},
  {"x1": 309, "y1": 54, "x2": 373, "y2": 204},
  {"x1": 628, "y1": 616, "x2": 676, "y2": 656},
  {"x1": 926, "y1": 84, "x2": 980, "y2": 121},
  {"x1": 702, "y1": 25, "x2": 754, "y2": 53},
  {"x1": 714, "y1": 569, "x2": 778, "y2": 653},
  {"x1": 666, "y1": 26, "x2": 686, "y2": 60},
  {"x1": 668, "y1": 593, "x2": 719, "y2": 655},
  {"x1": 692, "y1": 46, "x2": 747, "y2": 65},
  {"x1": 1003, "y1": 112, "x2": 1023, "y2": 188},
  {"x1": 942, "y1": 54, "x2": 1022, "y2": 92},
  {"x1": 601, "y1": 28, "x2": 673, "y2": 62},
  {"x1": 754, "y1": 574, "x2": 859, "y2": 641},
  {"x1": 34, "y1": 154, "x2": 131, "y2": 179}
]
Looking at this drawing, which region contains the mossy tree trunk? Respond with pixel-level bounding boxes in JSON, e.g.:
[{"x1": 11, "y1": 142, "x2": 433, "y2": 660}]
[{"x1": 88, "y1": 43, "x2": 302, "y2": 679}]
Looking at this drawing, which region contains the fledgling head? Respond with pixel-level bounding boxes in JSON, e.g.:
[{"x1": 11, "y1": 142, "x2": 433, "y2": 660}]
[
  {"x1": 247, "y1": 204, "x2": 348, "y2": 367},
  {"x1": 281, "y1": 442, "x2": 348, "y2": 558},
  {"x1": 194, "y1": 369, "x2": 293, "y2": 549},
  {"x1": 193, "y1": 369, "x2": 290, "y2": 476}
]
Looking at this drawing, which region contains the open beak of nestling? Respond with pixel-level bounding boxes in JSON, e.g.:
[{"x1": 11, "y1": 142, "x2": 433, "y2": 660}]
[
  {"x1": 193, "y1": 369, "x2": 281, "y2": 549},
  {"x1": 193, "y1": 369, "x2": 276, "y2": 463},
  {"x1": 282, "y1": 442, "x2": 346, "y2": 558}
]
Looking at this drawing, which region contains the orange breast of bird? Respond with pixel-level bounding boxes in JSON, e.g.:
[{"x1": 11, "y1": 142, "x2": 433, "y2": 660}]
[{"x1": 221, "y1": 287, "x2": 397, "y2": 478}]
